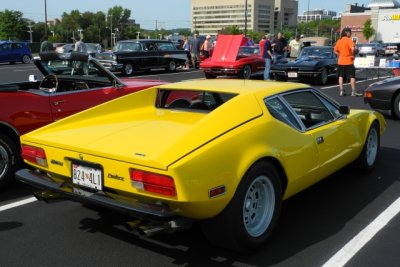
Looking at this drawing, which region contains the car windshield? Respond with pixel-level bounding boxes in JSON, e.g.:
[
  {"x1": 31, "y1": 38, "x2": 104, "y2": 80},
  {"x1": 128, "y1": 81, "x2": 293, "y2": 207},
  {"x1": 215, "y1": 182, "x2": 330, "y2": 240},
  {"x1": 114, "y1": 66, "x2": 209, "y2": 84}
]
[
  {"x1": 38, "y1": 52, "x2": 111, "y2": 80},
  {"x1": 299, "y1": 47, "x2": 332, "y2": 59},
  {"x1": 114, "y1": 42, "x2": 141, "y2": 52},
  {"x1": 238, "y1": 46, "x2": 259, "y2": 56}
]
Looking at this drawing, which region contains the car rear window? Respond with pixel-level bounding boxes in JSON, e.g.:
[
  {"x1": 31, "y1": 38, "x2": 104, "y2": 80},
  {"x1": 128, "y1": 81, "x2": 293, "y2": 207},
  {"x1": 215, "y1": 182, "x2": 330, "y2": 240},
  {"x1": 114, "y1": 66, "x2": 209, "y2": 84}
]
[{"x1": 156, "y1": 89, "x2": 237, "y2": 112}]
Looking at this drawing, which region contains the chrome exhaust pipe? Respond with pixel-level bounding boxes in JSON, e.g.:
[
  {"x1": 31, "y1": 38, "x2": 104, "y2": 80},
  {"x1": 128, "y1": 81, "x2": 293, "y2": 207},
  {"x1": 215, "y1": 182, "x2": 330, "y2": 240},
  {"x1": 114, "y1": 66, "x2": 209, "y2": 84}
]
[{"x1": 33, "y1": 191, "x2": 65, "y2": 202}]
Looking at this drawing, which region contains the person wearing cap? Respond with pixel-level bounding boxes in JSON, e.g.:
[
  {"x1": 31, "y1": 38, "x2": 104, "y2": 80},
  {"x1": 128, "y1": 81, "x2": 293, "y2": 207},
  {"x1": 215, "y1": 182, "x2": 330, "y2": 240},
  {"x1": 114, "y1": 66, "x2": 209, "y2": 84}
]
[
  {"x1": 201, "y1": 35, "x2": 213, "y2": 59},
  {"x1": 263, "y1": 33, "x2": 274, "y2": 80},
  {"x1": 334, "y1": 28, "x2": 362, "y2": 96},
  {"x1": 288, "y1": 34, "x2": 303, "y2": 59}
]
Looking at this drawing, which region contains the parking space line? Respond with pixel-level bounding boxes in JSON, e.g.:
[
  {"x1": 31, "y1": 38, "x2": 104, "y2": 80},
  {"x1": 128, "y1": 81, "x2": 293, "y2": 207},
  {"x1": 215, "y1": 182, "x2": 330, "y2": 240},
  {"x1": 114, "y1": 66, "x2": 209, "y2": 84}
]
[
  {"x1": 0, "y1": 197, "x2": 37, "y2": 212},
  {"x1": 322, "y1": 196, "x2": 400, "y2": 267}
]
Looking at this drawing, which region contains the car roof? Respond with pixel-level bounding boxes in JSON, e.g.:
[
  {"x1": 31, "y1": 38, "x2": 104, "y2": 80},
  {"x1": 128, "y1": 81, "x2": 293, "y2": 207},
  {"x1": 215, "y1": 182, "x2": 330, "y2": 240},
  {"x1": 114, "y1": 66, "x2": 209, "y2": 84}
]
[{"x1": 157, "y1": 79, "x2": 309, "y2": 96}]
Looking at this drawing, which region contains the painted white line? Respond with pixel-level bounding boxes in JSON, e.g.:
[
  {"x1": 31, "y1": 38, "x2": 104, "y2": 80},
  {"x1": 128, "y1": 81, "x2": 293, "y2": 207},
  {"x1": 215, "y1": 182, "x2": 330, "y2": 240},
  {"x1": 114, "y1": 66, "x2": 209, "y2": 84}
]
[
  {"x1": 14, "y1": 68, "x2": 38, "y2": 72},
  {"x1": 322, "y1": 196, "x2": 400, "y2": 267},
  {"x1": 0, "y1": 197, "x2": 37, "y2": 212},
  {"x1": 320, "y1": 76, "x2": 392, "y2": 90}
]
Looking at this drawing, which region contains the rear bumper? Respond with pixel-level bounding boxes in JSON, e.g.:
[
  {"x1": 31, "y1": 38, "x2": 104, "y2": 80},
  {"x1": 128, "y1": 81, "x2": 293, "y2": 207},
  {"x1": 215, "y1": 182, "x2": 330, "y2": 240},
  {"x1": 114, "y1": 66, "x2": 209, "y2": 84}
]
[
  {"x1": 202, "y1": 67, "x2": 241, "y2": 76},
  {"x1": 16, "y1": 169, "x2": 177, "y2": 220},
  {"x1": 364, "y1": 97, "x2": 392, "y2": 115},
  {"x1": 270, "y1": 70, "x2": 321, "y2": 79}
]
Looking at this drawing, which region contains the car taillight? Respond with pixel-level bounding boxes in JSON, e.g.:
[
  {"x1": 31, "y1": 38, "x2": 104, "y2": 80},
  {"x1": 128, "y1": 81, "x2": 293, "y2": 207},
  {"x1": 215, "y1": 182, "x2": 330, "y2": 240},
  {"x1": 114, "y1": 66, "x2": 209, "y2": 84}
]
[
  {"x1": 129, "y1": 169, "x2": 176, "y2": 197},
  {"x1": 364, "y1": 91, "x2": 373, "y2": 98},
  {"x1": 21, "y1": 145, "x2": 48, "y2": 167}
]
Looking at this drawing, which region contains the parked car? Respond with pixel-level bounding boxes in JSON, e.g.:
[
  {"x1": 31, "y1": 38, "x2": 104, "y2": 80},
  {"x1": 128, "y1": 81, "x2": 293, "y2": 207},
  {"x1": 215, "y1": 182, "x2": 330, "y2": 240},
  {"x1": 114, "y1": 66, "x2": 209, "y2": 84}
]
[
  {"x1": 357, "y1": 43, "x2": 385, "y2": 57},
  {"x1": 270, "y1": 46, "x2": 337, "y2": 85},
  {"x1": 0, "y1": 51, "x2": 166, "y2": 188},
  {"x1": 16, "y1": 79, "x2": 385, "y2": 252},
  {"x1": 0, "y1": 41, "x2": 32, "y2": 64},
  {"x1": 86, "y1": 43, "x2": 103, "y2": 56},
  {"x1": 95, "y1": 39, "x2": 188, "y2": 75},
  {"x1": 364, "y1": 75, "x2": 400, "y2": 119},
  {"x1": 55, "y1": 43, "x2": 75, "y2": 53},
  {"x1": 200, "y1": 34, "x2": 264, "y2": 79},
  {"x1": 383, "y1": 42, "x2": 400, "y2": 57}
]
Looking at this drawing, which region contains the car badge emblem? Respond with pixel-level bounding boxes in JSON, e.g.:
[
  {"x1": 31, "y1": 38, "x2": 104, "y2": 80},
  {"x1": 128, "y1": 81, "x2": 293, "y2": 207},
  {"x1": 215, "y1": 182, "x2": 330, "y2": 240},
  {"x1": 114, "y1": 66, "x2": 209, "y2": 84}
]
[{"x1": 79, "y1": 153, "x2": 84, "y2": 160}]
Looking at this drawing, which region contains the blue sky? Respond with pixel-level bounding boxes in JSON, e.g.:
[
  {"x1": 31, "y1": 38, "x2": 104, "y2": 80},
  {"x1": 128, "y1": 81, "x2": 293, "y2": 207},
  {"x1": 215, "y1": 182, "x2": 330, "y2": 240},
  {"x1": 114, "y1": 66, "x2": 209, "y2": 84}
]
[{"x1": 3, "y1": 0, "x2": 372, "y2": 29}]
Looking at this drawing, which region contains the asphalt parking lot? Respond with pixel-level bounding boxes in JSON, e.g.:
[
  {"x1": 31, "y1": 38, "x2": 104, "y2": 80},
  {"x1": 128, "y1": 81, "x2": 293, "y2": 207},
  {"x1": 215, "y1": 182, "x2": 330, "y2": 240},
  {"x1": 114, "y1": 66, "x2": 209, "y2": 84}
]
[{"x1": 0, "y1": 63, "x2": 399, "y2": 267}]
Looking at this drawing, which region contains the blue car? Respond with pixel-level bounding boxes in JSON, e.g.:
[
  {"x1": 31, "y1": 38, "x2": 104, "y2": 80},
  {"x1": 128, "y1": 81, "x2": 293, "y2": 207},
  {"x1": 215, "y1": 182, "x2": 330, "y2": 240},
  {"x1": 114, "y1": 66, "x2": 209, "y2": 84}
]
[{"x1": 0, "y1": 41, "x2": 32, "y2": 64}]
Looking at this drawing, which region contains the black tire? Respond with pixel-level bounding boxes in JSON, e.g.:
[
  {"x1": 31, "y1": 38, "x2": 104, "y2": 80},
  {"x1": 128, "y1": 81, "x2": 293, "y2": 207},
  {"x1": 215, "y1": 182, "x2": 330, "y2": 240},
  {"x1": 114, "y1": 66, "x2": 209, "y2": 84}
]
[
  {"x1": 0, "y1": 133, "x2": 21, "y2": 189},
  {"x1": 241, "y1": 65, "x2": 252, "y2": 79},
  {"x1": 21, "y1": 55, "x2": 31, "y2": 64},
  {"x1": 204, "y1": 72, "x2": 216, "y2": 79},
  {"x1": 201, "y1": 161, "x2": 282, "y2": 252},
  {"x1": 317, "y1": 68, "x2": 328, "y2": 85},
  {"x1": 392, "y1": 94, "x2": 400, "y2": 119},
  {"x1": 166, "y1": 61, "x2": 177, "y2": 72},
  {"x1": 355, "y1": 121, "x2": 380, "y2": 173},
  {"x1": 123, "y1": 63, "x2": 134, "y2": 76}
]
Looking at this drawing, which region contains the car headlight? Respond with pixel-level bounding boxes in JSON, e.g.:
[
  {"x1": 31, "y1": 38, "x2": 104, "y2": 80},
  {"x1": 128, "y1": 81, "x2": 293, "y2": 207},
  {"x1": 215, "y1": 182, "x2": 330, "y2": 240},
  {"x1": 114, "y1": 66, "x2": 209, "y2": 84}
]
[{"x1": 112, "y1": 54, "x2": 117, "y2": 61}]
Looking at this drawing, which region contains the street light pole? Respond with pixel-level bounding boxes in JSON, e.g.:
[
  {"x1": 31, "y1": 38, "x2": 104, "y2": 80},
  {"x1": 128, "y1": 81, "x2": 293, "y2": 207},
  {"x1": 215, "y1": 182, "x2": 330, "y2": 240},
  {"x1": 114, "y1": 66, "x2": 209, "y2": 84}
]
[
  {"x1": 44, "y1": 0, "x2": 48, "y2": 38},
  {"x1": 307, "y1": 0, "x2": 310, "y2": 36},
  {"x1": 109, "y1": 15, "x2": 113, "y2": 47},
  {"x1": 244, "y1": 0, "x2": 248, "y2": 35}
]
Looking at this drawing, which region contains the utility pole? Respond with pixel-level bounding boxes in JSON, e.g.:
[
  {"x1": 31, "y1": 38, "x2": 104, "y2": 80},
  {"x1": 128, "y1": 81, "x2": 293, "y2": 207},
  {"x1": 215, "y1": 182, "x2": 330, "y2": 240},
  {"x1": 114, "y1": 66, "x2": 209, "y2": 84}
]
[
  {"x1": 27, "y1": 23, "x2": 33, "y2": 43},
  {"x1": 244, "y1": 0, "x2": 248, "y2": 35},
  {"x1": 109, "y1": 14, "x2": 113, "y2": 47},
  {"x1": 44, "y1": 0, "x2": 48, "y2": 38}
]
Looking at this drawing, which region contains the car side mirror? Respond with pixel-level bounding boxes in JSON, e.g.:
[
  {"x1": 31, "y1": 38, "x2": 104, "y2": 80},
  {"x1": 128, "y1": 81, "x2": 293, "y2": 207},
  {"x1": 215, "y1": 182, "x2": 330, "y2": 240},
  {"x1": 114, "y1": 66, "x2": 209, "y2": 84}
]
[
  {"x1": 29, "y1": 74, "x2": 37, "y2": 82},
  {"x1": 339, "y1": 105, "x2": 350, "y2": 115}
]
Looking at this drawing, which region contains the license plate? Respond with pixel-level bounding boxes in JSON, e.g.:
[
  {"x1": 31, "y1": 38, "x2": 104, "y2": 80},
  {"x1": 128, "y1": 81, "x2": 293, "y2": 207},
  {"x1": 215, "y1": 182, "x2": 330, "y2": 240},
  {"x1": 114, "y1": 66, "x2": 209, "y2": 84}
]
[
  {"x1": 288, "y1": 72, "x2": 298, "y2": 78},
  {"x1": 72, "y1": 163, "x2": 102, "y2": 190}
]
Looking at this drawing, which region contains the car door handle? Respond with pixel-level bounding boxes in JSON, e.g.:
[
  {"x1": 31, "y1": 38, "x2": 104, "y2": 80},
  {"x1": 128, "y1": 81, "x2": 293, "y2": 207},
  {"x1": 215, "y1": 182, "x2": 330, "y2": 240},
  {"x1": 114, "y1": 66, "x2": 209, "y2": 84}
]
[
  {"x1": 316, "y1": 136, "x2": 324, "y2": 144},
  {"x1": 53, "y1": 100, "x2": 66, "y2": 106}
]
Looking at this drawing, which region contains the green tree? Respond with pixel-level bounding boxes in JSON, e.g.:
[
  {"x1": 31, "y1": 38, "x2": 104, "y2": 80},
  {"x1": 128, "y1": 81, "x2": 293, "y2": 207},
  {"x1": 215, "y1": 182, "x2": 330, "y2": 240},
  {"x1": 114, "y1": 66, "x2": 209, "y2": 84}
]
[
  {"x1": 363, "y1": 19, "x2": 375, "y2": 42},
  {"x1": 0, "y1": 9, "x2": 29, "y2": 40},
  {"x1": 219, "y1": 25, "x2": 241, "y2": 34}
]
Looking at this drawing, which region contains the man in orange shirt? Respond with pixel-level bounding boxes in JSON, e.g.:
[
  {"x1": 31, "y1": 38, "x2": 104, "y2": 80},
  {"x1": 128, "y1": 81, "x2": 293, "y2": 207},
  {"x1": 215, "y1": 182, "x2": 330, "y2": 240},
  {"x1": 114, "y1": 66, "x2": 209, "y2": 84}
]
[{"x1": 334, "y1": 28, "x2": 362, "y2": 96}]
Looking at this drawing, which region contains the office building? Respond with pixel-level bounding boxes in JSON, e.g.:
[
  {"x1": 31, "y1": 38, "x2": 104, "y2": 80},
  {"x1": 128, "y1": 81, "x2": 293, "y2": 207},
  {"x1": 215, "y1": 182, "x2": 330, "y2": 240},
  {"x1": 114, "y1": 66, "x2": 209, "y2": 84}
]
[{"x1": 191, "y1": 0, "x2": 298, "y2": 35}]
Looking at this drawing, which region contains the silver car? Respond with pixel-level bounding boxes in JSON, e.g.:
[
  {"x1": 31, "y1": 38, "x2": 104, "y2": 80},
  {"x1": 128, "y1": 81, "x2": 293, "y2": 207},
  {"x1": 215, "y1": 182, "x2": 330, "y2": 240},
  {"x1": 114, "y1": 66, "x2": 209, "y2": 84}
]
[{"x1": 358, "y1": 43, "x2": 385, "y2": 57}]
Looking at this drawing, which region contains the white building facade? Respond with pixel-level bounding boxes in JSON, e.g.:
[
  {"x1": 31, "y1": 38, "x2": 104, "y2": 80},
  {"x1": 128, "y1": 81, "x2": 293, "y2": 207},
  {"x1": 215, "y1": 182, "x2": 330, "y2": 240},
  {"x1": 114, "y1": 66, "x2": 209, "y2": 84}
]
[{"x1": 191, "y1": 0, "x2": 298, "y2": 35}]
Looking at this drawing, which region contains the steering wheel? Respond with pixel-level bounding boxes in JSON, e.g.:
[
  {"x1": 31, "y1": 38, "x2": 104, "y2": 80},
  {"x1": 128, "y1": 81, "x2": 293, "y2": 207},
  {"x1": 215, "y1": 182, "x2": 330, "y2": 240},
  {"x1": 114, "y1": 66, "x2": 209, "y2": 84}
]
[{"x1": 39, "y1": 74, "x2": 58, "y2": 93}]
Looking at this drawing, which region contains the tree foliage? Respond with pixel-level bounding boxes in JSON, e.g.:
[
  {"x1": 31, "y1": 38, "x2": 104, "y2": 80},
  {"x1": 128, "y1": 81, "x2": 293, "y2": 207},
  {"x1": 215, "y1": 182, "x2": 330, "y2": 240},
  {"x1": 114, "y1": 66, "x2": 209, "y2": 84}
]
[
  {"x1": 0, "y1": 9, "x2": 29, "y2": 40},
  {"x1": 363, "y1": 19, "x2": 375, "y2": 42}
]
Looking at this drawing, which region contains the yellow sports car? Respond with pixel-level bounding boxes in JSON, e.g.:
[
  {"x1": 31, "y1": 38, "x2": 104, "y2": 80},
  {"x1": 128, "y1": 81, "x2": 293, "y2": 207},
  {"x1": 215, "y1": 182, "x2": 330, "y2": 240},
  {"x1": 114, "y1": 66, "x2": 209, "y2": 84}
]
[{"x1": 16, "y1": 79, "x2": 385, "y2": 252}]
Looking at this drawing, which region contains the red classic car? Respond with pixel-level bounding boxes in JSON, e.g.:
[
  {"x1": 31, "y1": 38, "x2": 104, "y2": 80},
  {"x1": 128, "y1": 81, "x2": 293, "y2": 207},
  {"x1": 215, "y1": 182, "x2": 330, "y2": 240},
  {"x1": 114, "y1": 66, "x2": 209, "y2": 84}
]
[
  {"x1": 0, "y1": 51, "x2": 166, "y2": 188},
  {"x1": 200, "y1": 34, "x2": 265, "y2": 79}
]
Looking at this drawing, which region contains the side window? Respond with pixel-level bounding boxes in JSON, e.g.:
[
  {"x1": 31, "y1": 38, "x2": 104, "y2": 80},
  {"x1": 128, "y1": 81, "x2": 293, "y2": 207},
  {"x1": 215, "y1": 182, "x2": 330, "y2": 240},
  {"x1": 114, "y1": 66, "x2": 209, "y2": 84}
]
[
  {"x1": 265, "y1": 97, "x2": 302, "y2": 130},
  {"x1": 318, "y1": 95, "x2": 342, "y2": 119},
  {"x1": 157, "y1": 43, "x2": 176, "y2": 51},
  {"x1": 145, "y1": 43, "x2": 156, "y2": 51},
  {"x1": 12, "y1": 43, "x2": 22, "y2": 49},
  {"x1": 283, "y1": 91, "x2": 334, "y2": 129}
]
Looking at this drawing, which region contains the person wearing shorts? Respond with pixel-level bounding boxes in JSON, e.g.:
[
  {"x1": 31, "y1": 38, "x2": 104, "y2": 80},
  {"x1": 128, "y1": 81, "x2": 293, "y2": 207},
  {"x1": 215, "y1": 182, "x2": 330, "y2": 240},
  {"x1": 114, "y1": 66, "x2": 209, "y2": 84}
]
[{"x1": 334, "y1": 28, "x2": 362, "y2": 96}]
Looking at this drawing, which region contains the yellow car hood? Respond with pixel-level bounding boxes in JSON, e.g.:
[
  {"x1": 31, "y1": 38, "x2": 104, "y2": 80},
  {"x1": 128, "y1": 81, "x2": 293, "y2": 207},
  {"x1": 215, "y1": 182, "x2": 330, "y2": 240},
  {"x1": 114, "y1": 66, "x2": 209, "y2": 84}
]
[{"x1": 23, "y1": 92, "x2": 263, "y2": 170}]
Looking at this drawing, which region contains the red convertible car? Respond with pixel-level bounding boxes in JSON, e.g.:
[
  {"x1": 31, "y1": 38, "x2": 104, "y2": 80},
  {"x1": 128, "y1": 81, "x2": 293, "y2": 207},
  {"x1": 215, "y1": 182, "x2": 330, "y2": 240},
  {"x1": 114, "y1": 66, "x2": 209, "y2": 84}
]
[
  {"x1": 0, "y1": 51, "x2": 166, "y2": 188},
  {"x1": 200, "y1": 35, "x2": 265, "y2": 79}
]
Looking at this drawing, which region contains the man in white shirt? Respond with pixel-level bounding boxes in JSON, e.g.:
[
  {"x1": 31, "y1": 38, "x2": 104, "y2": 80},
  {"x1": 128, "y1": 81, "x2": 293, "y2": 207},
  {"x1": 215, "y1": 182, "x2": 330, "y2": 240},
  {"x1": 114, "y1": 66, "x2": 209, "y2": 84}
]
[
  {"x1": 74, "y1": 36, "x2": 88, "y2": 53},
  {"x1": 288, "y1": 34, "x2": 303, "y2": 59}
]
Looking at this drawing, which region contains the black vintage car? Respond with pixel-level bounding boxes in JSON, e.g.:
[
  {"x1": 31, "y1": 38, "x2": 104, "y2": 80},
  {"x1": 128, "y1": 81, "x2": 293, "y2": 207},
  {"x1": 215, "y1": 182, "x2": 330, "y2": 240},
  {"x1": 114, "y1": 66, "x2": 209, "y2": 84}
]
[
  {"x1": 364, "y1": 75, "x2": 400, "y2": 119},
  {"x1": 95, "y1": 39, "x2": 188, "y2": 76},
  {"x1": 270, "y1": 46, "x2": 337, "y2": 85}
]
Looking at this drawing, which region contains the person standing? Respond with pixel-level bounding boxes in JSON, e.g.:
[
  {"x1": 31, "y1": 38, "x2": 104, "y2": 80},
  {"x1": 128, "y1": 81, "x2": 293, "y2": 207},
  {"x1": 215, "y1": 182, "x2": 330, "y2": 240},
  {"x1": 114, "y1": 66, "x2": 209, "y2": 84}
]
[
  {"x1": 182, "y1": 35, "x2": 190, "y2": 69},
  {"x1": 272, "y1": 32, "x2": 287, "y2": 62},
  {"x1": 201, "y1": 35, "x2": 213, "y2": 59},
  {"x1": 288, "y1": 34, "x2": 302, "y2": 59},
  {"x1": 190, "y1": 33, "x2": 201, "y2": 69},
  {"x1": 74, "y1": 36, "x2": 88, "y2": 53},
  {"x1": 40, "y1": 37, "x2": 53, "y2": 52},
  {"x1": 259, "y1": 35, "x2": 266, "y2": 57},
  {"x1": 334, "y1": 28, "x2": 361, "y2": 96},
  {"x1": 263, "y1": 34, "x2": 274, "y2": 80}
]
